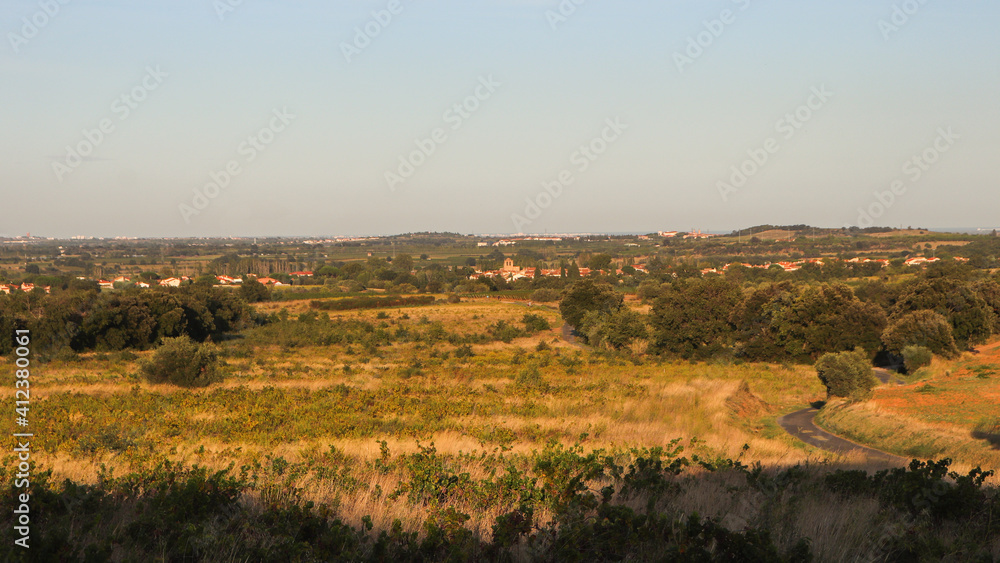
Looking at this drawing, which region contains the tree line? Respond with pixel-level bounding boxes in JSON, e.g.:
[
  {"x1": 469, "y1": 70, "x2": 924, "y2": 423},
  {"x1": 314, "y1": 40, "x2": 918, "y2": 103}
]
[{"x1": 560, "y1": 265, "x2": 1000, "y2": 367}]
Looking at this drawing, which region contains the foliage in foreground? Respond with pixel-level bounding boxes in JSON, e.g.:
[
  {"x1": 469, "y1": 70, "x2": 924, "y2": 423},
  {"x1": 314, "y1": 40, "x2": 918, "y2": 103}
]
[{"x1": 2, "y1": 446, "x2": 997, "y2": 562}]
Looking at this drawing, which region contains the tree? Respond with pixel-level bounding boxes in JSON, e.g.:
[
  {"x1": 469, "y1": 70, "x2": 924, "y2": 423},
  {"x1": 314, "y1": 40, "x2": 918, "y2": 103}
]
[
  {"x1": 79, "y1": 294, "x2": 158, "y2": 351},
  {"x1": 769, "y1": 284, "x2": 886, "y2": 362},
  {"x1": 582, "y1": 308, "x2": 648, "y2": 350},
  {"x1": 891, "y1": 278, "x2": 993, "y2": 348},
  {"x1": 972, "y1": 279, "x2": 1000, "y2": 333},
  {"x1": 141, "y1": 337, "x2": 220, "y2": 387},
  {"x1": 393, "y1": 254, "x2": 414, "y2": 273},
  {"x1": 650, "y1": 277, "x2": 742, "y2": 358},
  {"x1": 587, "y1": 254, "x2": 613, "y2": 272},
  {"x1": 815, "y1": 348, "x2": 876, "y2": 400},
  {"x1": 239, "y1": 277, "x2": 271, "y2": 303},
  {"x1": 559, "y1": 280, "x2": 622, "y2": 332},
  {"x1": 882, "y1": 310, "x2": 960, "y2": 358},
  {"x1": 567, "y1": 262, "x2": 581, "y2": 279},
  {"x1": 729, "y1": 282, "x2": 795, "y2": 361}
]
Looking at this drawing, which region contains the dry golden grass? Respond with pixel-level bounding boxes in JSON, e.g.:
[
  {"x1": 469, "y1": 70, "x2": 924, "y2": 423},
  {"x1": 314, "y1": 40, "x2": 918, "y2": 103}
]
[{"x1": 32, "y1": 297, "x2": 1000, "y2": 556}]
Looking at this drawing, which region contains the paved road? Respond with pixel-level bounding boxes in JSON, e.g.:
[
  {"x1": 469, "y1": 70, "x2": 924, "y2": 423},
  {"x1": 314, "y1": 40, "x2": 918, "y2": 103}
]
[{"x1": 778, "y1": 407, "x2": 906, "y2": 465}]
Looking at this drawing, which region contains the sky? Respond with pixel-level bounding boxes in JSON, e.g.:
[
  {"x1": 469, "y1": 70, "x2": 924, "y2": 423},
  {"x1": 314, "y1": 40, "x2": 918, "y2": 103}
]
[{"x1": 1, "y1": 0, "x2": 998, "y2": 238}]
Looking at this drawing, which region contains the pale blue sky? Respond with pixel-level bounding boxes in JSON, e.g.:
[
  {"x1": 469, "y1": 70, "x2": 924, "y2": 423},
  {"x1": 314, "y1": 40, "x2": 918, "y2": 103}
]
[{"x1": 2, "y1": 0, "x2": 998, "y2": 237}]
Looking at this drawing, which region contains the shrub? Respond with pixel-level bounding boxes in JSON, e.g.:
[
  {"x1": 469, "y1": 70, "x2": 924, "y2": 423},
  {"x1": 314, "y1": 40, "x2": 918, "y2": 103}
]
[
  {"x1": 514, "y1": 365, "x2": 550, "y2": 393},
  {"x1": 141, "y1": 337, "x2": 220, "y2": 387},
  {"x1": 488, "y1": 320, "x2": 523, "y2": 343},
  {"x1": 902, "y1": 345, "x2": 933, "y2": 374},
  {"x1": 521, "y1": 313, "x2": 551, "y2": 333},
  {"x1": 815, "y1": 348, "x2": 876, "y2": 400},
  {"x1": 447, "y1": 293, "x2": 461, "y2": 304}
]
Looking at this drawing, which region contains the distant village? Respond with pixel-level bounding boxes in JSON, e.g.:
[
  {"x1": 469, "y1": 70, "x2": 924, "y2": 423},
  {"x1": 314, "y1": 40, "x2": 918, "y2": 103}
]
[
  {"x1": 0, "y1": 272, "x2": 315, "y2": 295},
  {"x1": 467, "y1": 255, "x2": 965, "y2": 282},
  {"x1": 0, "y1": 256, "x2": 966, "y2": 295},
  {"x1": 0, "y1": 225, "x2": 969, "y2": 294}
]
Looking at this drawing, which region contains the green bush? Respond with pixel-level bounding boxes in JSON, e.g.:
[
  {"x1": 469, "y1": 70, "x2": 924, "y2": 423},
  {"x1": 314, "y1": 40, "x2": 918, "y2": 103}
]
[
  {"x1": 488, "y1": 320, "x2": 523, "y2": 343},
  {"x1": 815, "y1": 348, "x2": 876, "y2": 400},
  {"x1": 902, "y1": 345, "x2": 933, "y2": 373},
  {"x1": 141, "y1": 337, "x2": 220, "y2": 387},
  {"x1": 521, "y1": 313, "x2": 551, "y2": 333}
]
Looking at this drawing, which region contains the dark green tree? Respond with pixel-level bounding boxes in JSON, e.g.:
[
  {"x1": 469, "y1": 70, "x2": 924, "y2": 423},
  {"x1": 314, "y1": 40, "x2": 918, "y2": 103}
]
[
  {"x1": 582, "y1": 308, "x2": 648, "y2": 351},
  {"x1": 559, "y1": 280, "x2": 622, "y2": 332},
  {"x1": 882, "y1": 310, "x2": 960, "y2": 358},
  {"x1": 239, "y1": 277, "x2": 271, "y2": 303},
  {"x1": 587, "y1": 254, "x2": 613, "y2": 272},
  {"x1": 729, "y1": 282, "x2": 796, "y2": 361},
  {"x1": 770, "y1": 284, "x2": 886, "y2": 362},
  {"x1": 891, "y1": 278, "x2": 992, "y2": 348},
  {"x1": 650, "y1": 277, "x2": 742, "y2": 359}
]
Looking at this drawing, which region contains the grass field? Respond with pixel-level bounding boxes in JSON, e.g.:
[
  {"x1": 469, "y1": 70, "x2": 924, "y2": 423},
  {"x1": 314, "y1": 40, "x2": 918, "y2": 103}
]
[{"x1": 5, "y1": 298, "x2": 999, "y2": 560}]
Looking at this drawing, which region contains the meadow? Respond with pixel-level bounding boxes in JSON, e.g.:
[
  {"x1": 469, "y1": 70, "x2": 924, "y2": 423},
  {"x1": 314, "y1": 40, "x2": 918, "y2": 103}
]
[{"x1": 3, "y1": 298, "x2": 999, "y2": 561}]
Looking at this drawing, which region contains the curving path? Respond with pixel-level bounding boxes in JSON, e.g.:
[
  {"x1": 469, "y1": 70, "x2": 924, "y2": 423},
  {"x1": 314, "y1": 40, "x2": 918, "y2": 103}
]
[
  {"x1": 497, "y1": 299, "x2": 586, "y2": 349},
  {"x1": 778, "y1": 407, "x2": 906, "y2": 465}
]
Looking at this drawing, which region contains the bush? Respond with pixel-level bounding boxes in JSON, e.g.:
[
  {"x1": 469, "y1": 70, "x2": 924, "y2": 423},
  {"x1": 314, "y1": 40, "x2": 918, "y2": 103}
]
[
  {"x1": 488, "y1": 320, "x2": 523, "y2": 343},
  {"x1": 902, "y1": 345, "x2": 933, "y2": 374},
  {"x1": 815, "y1": 348, "x2": 876, "y2": 400},
  {"x1": 141, "y1": 337, "x2": 220, "y2": 387},
  {"x1": 513, "y1": 365, "x2": 550, "y2": 393},
  {"x1": 521, "y1": 313, "x2": 551, "y2": 333}
]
